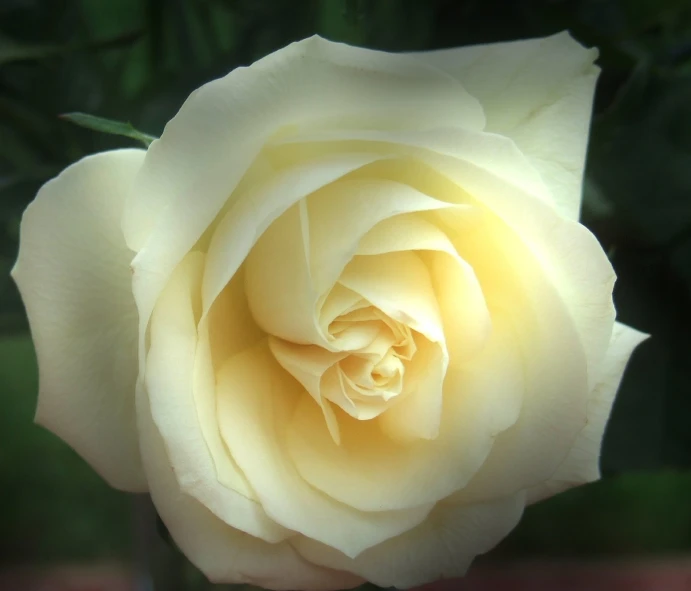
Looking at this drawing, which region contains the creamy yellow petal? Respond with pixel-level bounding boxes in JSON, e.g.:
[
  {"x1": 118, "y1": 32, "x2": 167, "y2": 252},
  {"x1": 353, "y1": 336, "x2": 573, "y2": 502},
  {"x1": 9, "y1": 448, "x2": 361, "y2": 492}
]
[
  {"x1": 527, "y1": 322, "x2": 648, "y2": 503},
  {"x1": 294, "y1": 492, "x2": 525, "y2": 589},
  {"x1": 339, "y1": 251, "x2": 445, "y2": 346},
  {"x1": 273, "y1": 126, "x2": 551, "y2": 206},
  {"x1": 206, "y1": 265, "x2": 265, "y2": 369},
  {"x1": 318, "y1": 284, "x2": 364, "y2": 333},
  {"x1": 137, "y1": 380, "x2": 363, "y2": 590},
  {"x1": 287, "y1": 323, "x2": 523, "y2": 512},
  {"x1": 269, "y1": 338, "x2": 350, "y2": 406},
  {"x1": 358, "y1": 213, "x2": 491, "y2": 362},
  {"x1": 243, "y1": 176, "x2": 463, "y2": 349},
  {"x1": 12, "y1": 149, "x2": 147, "y2": 492},
  {"x1": 216, "y1": 342, "x2": 434, "y2": 558},
  {"x1": 447, "y1": 210, "x2": 590, "y2": 503},
  {"x1": 145, "y1": 253, "x2": 288, "y2": 541},
  {"x1": 283, "y1": 130, "x2": 609, "y2": 372},
  {"x1": 305, "y1": 177, "x2": 473, "y2": 293},
  {"x1": 378, "y1": 338, "x2": 446, "y2": 443},
  {"x1": 411, "y1": 31, "x2": 599, "y2": 220},
  {"x1": 244, "y1": 201, "x2": 323, "y2": 344},
  {"x1": 424, "y1": 151, "x2": 615, "y2": 391},
  {"x1": 269, "y1": 337, "x2": 352, "y2": 443},
  {"x1": 203, "y1": 153, "x2": 384, "y2": 323}
]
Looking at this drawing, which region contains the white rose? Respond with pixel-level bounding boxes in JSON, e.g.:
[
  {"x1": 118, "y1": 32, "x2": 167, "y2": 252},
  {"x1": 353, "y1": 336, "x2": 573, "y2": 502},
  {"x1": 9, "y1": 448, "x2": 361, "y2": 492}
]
[{"x1": 12, "y1": 32, "x2": 647, "y2": 590}]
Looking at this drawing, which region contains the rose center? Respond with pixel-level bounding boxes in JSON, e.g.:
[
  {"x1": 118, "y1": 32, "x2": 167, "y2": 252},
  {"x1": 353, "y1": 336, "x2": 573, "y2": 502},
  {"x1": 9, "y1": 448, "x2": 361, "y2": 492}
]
[
  {"x1": 269, "y1": 284, "x2": 426, "y2": 443},
  {"x1": 323, "y1": 305, "x2": 416, "y2": 414}
]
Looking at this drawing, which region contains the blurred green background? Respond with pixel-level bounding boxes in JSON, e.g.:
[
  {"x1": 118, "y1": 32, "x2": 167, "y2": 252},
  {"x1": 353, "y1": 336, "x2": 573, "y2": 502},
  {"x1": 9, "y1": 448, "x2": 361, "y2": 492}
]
[{"x1": 1, "y1": 0, "x2": 691, "y2": 572}]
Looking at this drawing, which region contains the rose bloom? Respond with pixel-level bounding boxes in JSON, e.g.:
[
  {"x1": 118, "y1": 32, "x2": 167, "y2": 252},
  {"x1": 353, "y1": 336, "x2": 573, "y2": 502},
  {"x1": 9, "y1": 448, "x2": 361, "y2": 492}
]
[{"x1": 13, "y1": 33, "x2": 646, "y2": 589}]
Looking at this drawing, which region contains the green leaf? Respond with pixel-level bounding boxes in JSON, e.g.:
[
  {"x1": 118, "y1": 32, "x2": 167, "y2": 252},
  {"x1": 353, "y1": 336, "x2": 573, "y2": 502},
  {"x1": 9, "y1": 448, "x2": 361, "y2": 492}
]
[{"x1": 60, "y1": 112, "x2": 157, "y2": 147}]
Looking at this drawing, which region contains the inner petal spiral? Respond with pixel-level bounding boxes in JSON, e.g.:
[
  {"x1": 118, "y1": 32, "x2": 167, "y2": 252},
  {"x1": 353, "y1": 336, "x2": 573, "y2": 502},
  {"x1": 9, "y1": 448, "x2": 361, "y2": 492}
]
[
  {"x1": 270, "y1": 275, "x2": 435, "y2": 445},
  {"x1": 242, "y1": 175, "x2": 456, "y2": 446}
]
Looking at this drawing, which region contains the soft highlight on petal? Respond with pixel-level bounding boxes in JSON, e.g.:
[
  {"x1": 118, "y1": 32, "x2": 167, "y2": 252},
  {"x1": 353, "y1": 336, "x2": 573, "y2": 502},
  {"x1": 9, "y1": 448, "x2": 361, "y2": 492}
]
[
  {"x1": 12, "y1": 149, "x2": 147, "y2": 492},
  {"x1": 527, "y1": 322, "x2": 649, "y2": 503},
  {"x1": 420, "y1": 151, "x2": 616, "y2": 391},
  {"x1": 411, "y1": 31, "x2": 599, "y2": 220},
  {"x1": 445, "y1": 209, "x2": 590, "y2": 504},
  {"x1": 357, "y1": 213, "x2": 491, "y2": 362}
]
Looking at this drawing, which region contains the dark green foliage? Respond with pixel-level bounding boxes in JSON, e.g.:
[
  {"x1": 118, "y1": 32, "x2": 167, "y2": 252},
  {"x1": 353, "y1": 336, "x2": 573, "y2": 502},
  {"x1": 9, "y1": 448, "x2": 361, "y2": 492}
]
[{"x1": 0, "y1": 336, "x2": 131, "y2": 564}]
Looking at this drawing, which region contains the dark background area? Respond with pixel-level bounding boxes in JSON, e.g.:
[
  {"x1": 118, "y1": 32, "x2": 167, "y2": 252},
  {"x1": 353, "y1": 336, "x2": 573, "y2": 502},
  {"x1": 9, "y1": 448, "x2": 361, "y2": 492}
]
[{"x1": 1, "y1": 0, "x2": 691, "y2": 573}]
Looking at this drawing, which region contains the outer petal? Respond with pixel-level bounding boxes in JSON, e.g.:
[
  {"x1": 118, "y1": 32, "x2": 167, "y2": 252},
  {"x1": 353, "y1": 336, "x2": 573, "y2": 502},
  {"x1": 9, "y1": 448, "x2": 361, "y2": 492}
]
[
  {"x1": 136, "y1": 379, "x2": 363, "y2": 590},
  {"x1": 412, "y1": 31, "x2": 599, "y2": 220},
  {"x1": 11, "y1": 149, "x2": 147, "y2": 492},
  {"x1": 294, "y1": 492, "x2": 525, "y2": 589},
  {"x1": 527, "y1": 322, "x2": 649, "y2": 503}
]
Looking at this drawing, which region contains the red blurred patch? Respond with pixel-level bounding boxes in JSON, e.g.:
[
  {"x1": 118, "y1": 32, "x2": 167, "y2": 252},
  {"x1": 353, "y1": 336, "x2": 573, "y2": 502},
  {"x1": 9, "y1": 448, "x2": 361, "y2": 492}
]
[
  {"x1": 3, "y1": 560, "x2": 691, "y2": 591},
  {"x1": 417, "y1": 560, "x2": 691, "y2": 591}
]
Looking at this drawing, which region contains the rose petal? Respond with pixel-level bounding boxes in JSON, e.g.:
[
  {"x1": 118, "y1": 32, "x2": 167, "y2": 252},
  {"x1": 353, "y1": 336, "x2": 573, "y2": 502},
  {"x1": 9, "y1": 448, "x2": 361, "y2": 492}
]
[
  {"x1": 338, "y1": 251, "x2": 446, "y2": 346},
  {"x1": 145, "y1": 252, "x2": 288, "y2": 542},
  {"x1": 244, "y1": 200, "x2": 322, "y2": 344},
  {"x1": 425, "y1": 152, "x2": 615, "y2": 391},
  {"x1": 357, "y1": 213, "x2": 491, "y2": 362},
  {"x1": 411, "y1": 31, "x2": 599, "y2": 220},
  {"x1": 216, "y1": 342, "x2": 434, "y2": 558},
  {"x1": 137, "y1": 380, "x2": 363, "y2": 590},
  {"x1": 12, "y1": 149, "x2": 147, "y2": 492},
  {"x1": 125, "y1": 36, "x2": 484, "y2": 251},
  {"x1": 206, "y1": 264, "x2": 265, "y2": 368},
  {"x1": 273, "y1": 125, "x2": 552, "y2": 207},
  {"x1": 269, "y1": 337, "x2": 352, "y2": 444},
  {"x1": 204, "y1": 152, "x2": 384, "y2": 324},
  {"x1": 294, "y1": 492, "x2": 525, "y2": 588},
  {"x1": 305, "y1": 177, "x2": 473, "y2": 294},
  {"x1": 377, "y1": 338, "x2": 446, "y2": 442},
  {"x1": 527, "y1": 322, "x2": 649, "y2": 503},
  {"x1": 446, "y1": 210, "x2": 590, "y2": 503},
  {"x1": 287, "y1": 321, "x2": 523, "y2": 512},
  {"x1": 318, "y1": 284, "x2": 364, "y2": 334}
]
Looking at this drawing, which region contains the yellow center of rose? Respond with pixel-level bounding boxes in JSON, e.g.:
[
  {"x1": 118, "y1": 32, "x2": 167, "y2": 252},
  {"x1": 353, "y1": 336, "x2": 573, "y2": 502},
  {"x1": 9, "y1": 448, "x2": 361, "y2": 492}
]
[{"x1": 265, "y1": 256, "x2": 440, "y2": 444}]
